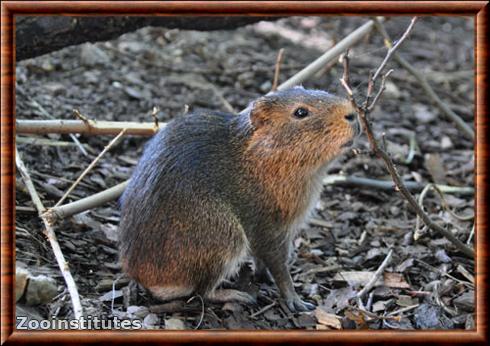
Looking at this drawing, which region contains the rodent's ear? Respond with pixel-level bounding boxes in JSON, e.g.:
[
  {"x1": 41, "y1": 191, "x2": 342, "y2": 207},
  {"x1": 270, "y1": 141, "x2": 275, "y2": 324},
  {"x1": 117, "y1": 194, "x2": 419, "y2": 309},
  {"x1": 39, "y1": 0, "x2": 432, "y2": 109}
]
[{"x1": 250, "y1": 98, "x2": 272, "y2": 129}]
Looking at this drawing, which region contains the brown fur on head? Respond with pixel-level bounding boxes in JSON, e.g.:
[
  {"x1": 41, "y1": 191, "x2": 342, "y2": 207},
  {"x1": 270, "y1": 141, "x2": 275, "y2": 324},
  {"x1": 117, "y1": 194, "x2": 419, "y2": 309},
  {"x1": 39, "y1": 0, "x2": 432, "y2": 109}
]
[
  {"x1": 242, "y1": 87, "x2": 360, "y2": 221},
  {"x1": 246, "y1": 87, "x2": 359, "y2": 171}
]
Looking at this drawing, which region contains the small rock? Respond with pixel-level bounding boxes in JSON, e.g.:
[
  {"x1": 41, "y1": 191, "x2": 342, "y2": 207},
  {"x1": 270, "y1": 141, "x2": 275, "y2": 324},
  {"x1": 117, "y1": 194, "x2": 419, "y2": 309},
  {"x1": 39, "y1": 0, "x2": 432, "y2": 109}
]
[
  {"x1": 127, "y1": 305, "x2": 150, "y2": 319},
  {"x1": 118, "y1": 41, "x2": 146, "y2": 53},
  {"x1": 24, "y1": 275, "x2": 58, "y2": 306},
  {"x1": 441, "y1": 136, "x2": 453, "y2": 149},
  {"x1": 164, "y1": 318, "x2": 185, "y2": 330},
  {"x1": 260, "y1": 81, "x2": 272, "y2": 93},
  {"x1": 414, "y1": 304, "x2": 454, "y2": 329},
  {"x1": 413, "y1": 104, "x2": 436, "y2": 123},
  {"x1": 80, "y1": 43, "x2": 110, "y2": 66},
  {"x1": 384, "y1": 81, "x2": 401, "y2": 99},
  {"x1": 44, "y1": 82, "x2": 66, "y2": 95},
  {"x1": 16, "y1": 267, "x2": 29, "y2": 302},
  {"x1": 435, "y1": 249, "x2": 452, "y2": 263},
  {"x1": 143, "y1": 313, "x2": 160, "y2": 329}
]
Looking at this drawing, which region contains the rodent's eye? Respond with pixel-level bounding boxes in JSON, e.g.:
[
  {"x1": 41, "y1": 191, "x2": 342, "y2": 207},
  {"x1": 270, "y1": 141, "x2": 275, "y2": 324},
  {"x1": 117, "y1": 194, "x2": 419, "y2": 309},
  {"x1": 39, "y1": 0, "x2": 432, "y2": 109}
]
[
  {"x1": 293, "y1": 107, "x2": 309, "y2": 119},
  {"x1": 344, "y1": 113, "x2": 357, "y2": 122}
]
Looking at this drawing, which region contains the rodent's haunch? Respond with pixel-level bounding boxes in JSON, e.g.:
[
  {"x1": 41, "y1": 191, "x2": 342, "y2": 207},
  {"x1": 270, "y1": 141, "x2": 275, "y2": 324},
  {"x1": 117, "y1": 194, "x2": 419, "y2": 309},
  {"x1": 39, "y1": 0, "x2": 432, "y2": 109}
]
[{"x1": 118, "y1": 87, "x2": 360, "y2": 311}]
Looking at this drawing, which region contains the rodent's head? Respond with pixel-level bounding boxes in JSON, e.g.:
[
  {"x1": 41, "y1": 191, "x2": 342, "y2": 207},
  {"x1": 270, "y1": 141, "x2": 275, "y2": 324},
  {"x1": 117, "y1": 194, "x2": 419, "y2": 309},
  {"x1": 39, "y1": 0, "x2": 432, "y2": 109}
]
[{"x1": 242, "y1": 86, "x2": 360, "y2": 172}]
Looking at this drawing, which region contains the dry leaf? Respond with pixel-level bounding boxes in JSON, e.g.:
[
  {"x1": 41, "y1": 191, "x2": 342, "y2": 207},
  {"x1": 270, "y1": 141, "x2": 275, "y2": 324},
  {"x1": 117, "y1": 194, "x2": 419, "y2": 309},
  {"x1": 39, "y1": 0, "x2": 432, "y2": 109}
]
[
  {"x1": 383, "y1": 273, "x2": 411, "y2": 289},
  {"x1": 333, "y1": 271, "x2": 383, "y2": 287},
  {"x1": 344, "y1": 309, "x2": 367, "y2": 328},
  {"x1": 314, "y1": 308, "x2": 342, "y2": 329}
]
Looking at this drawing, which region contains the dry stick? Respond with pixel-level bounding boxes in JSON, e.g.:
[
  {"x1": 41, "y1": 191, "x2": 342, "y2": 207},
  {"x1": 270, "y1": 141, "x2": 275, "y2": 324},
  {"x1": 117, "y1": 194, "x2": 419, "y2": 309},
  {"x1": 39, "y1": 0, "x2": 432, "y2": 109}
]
[
  {"x1": 372, "y1": 18, "x2": 474, "y2": 141},
  {"x1": 357, "y1": 249, "x2": 393, "y2": 303},
  {"x1": 46, "y1": 181, "x2": 128, "y2": 223},
  {"x1": 151, "y1": 106, "x2": 159, "y2": 128},
  {"x1": 250, "y1": 301, "x2": 277, "y2": 318},
  {"x1": 415, "y1": 183, "x2": 474, "y2": 241},
  {"x1": 15, "y1": 148, "x2": 83, "y2": 319},
  {"x1": 16, "y1": 119, "x2": 162, "y2": 136},
  {"x1": 271, "y1": 48, "x2": 285, "y2": 92},
  {"x1": 322, "y1": 175, "x2": 474, "y2": 196},
  {"x1": 54, "y1": 129, "x2": 127, "y2": 208},
  {"x1": 340, "y1": 19, "x2": 474, "y2": 259},
  {"x1": 371, "y1": 17, "x2": 417, "y2": 82}
]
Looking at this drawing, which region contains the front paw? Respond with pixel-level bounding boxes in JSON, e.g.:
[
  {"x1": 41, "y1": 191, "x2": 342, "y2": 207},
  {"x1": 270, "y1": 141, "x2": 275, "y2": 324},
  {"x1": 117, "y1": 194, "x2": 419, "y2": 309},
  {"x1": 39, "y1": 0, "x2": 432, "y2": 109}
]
[{"x1": 285, "y1": 296, "x2": 315, "y2": 312}]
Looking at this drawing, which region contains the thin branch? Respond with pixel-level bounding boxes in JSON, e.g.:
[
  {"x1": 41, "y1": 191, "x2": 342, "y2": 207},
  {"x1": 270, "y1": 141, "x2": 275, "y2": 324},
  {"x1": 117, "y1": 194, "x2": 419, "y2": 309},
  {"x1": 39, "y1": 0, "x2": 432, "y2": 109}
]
[
  {"x1": 250, "y1": 302, "x2": 277, "y2": 318},
  {"x1": 372, "y1": 17, "x2": 417, "y2": 82},
  {"x1": 16, "y1": 119, "x2": 161, "y2": 136},
  {"x1": 16, "y1": 147, "x2": 83, "y2": 319},
  {"x1": 45, "y1": 181, "x2": 128, "y2": 224},
  {"x1": 151, "y1": 106, "x2": 160, "y2": 128},
  {"x1": 54, "y1": 129, "x2": 127, "y2": 207},
  {"x1": 322, "y1": 175, "x2": 474, "y2": 196},
  {"x1": 372, "y1": 18, "x2": 474, "y2": 141},
  {"x1": 339, "y1": 18, "x2": 474, "y2": 259},
  {"x1": 357, "y1": 249, "x2": 393, "y2": 301},
  {"x1": 368, "y1": 69, "x2": 393, "y2": 112},
  {"x1": 271, "y1": 48, "x2": 285, "y2": 92}
]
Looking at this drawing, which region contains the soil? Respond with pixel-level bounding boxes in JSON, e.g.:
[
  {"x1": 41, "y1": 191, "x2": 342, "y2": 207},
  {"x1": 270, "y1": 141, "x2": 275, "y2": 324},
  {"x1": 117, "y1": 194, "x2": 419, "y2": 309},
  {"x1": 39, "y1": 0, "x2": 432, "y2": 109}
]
[{"x1": 15, "y1": 16, "x2": 475, "y2": 330}]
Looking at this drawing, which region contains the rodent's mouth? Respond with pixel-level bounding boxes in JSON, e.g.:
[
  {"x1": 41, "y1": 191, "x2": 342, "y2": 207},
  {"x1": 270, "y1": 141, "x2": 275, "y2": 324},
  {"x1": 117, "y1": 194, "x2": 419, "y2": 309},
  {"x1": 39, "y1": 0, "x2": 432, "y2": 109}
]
[{"x1": 342, "y1": 139, "x2": 354, "y2": 148}]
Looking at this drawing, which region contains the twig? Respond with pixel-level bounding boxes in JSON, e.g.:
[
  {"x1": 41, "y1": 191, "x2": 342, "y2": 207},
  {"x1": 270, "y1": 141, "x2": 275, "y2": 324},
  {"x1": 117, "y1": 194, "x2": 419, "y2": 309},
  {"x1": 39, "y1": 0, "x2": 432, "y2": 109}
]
[
  {"x1": 73, "y1": 109, "x2": 91, "y2": 124},
  {"x1": 357, "y1": 249, "x2": 393, "y2": 302},
  {"x1": 415, "y1": 259, "x2": 474, "y2": 289},
  {"x1": 55, "y1": 124, "x2": 127, "y2": 207},
  {"x1": 386, "y1": 303, "x2": 419, "y2": 316},
  {"x1": 53, "y1": 129, "x2": 127, "y2": 207},
  {"x1": 339, "y1": 18, "x2": 474, "y2": 259},
  {"x1": 372, "y1": 18, "x2": 474, "y2": 141},
  {"x1": 415, "y1": 183, "x2": 474, "y2": 240},
  {"x1": 368, "y1": 69, "x2": 393, "y2": 112},
  {"x1": 16, "y1": 119, "x2": 162, "y2": 136},
  {"x1": 322, "y1": 174, "x2": 474, "y2": 196},
  {"x1": 186, "y1": 295, "x2": 205, "y2": 329},
  {"x1": 271, "y1": 48, "x2": 285, "y2": 92},
  {"x1": 371, "y1": 17, "x2": 417, "y2": 82},
  {"x1": 16, "y1": 147, "x2": 83, "y2": 320},
  {"x1": 45, "y1": 181, "x2": 128, "y2": 223},
  {"x1": 250, "y1": 301, "x2": 277, "y2": 318},
  {"x1": 151, "y1": 106, "x2": 160, "y2": 128},
  {"x1": 467, "y1": 223, "x2": 475, "y2": 245}
]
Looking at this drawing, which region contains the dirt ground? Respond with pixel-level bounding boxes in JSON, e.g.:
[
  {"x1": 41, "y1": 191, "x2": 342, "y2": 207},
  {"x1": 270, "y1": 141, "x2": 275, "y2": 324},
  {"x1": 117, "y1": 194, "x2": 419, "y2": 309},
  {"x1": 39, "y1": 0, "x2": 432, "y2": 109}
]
[{"x1": 15, "y1": 16, "x2": 475, "y2": 330}]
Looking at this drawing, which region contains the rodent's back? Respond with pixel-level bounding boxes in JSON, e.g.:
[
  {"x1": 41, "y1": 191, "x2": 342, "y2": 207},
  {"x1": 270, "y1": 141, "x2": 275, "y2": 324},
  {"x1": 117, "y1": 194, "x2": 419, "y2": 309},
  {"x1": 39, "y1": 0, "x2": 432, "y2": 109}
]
[{"x1": 118, "y1": 111, "x2": 248, "y2": 262}]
